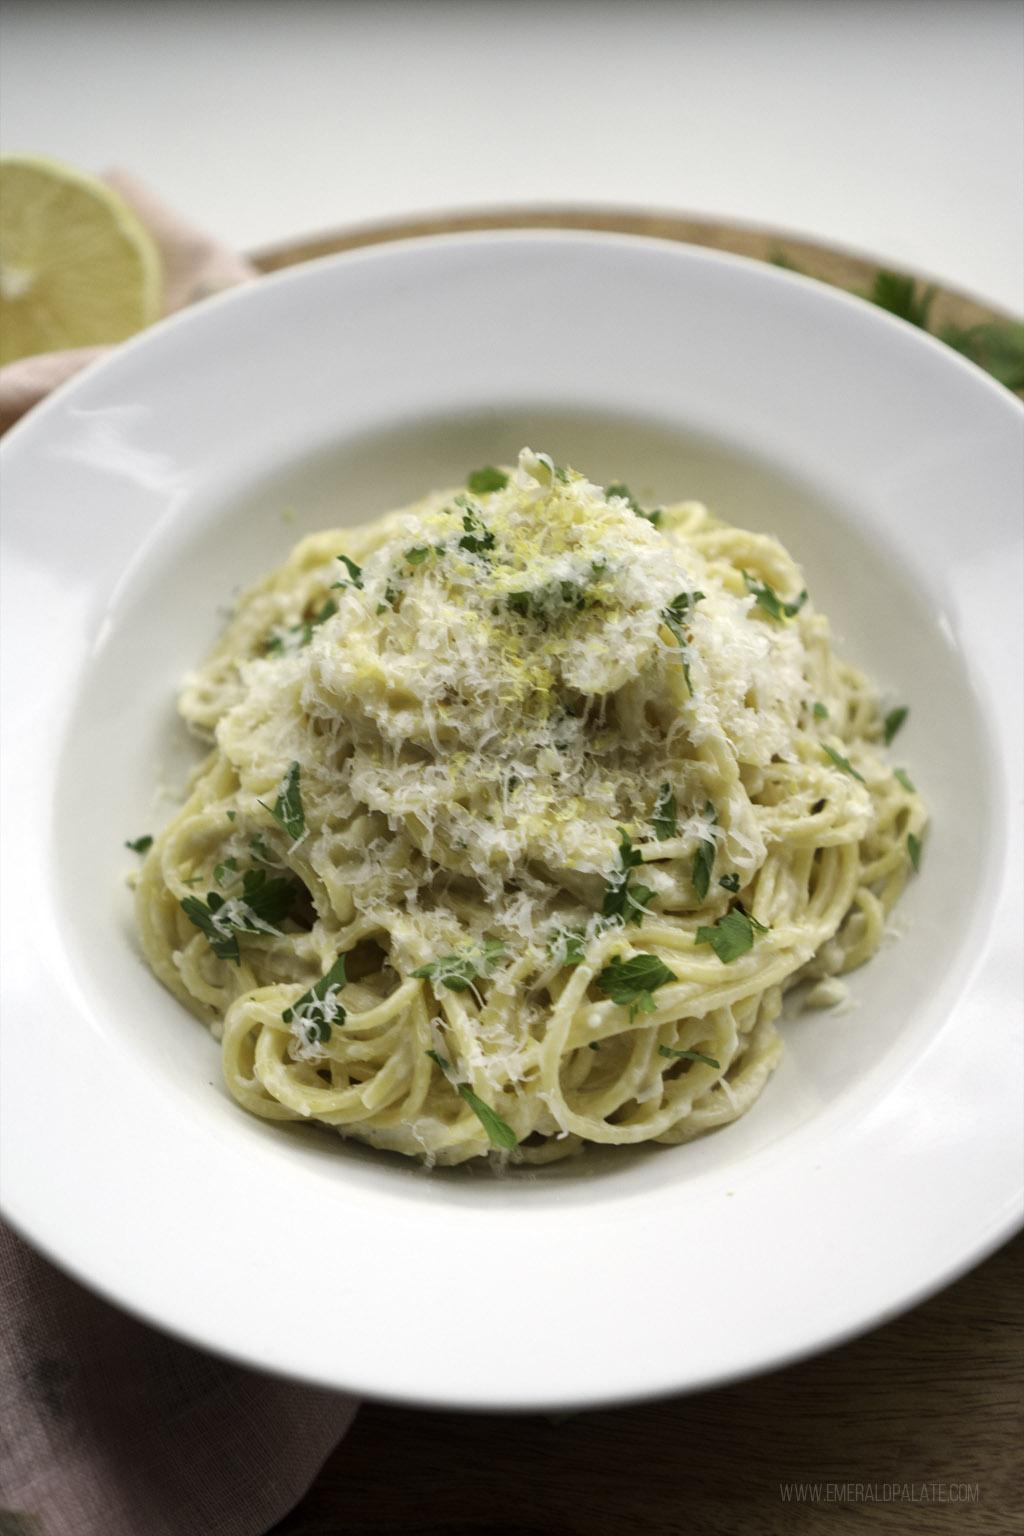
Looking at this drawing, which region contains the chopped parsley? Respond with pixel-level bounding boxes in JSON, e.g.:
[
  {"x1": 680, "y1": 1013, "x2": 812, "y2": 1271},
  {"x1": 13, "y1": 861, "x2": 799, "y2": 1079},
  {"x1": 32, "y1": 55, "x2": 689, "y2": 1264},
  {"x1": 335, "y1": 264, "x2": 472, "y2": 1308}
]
[
  {"x1": 742, "y1": 571, "x2": 807, "y2": 621},
  {"x1": 467, "y1": 466, "x2": 508, "y2": 495},
  {"x1": 332, "y1": 554, "x2": 363, "y2": 590},
  {"x1": 894, "y1": 767, "x2": 916, "y2": 793},
  {"x1": 822, "y1": 743, "x2": 866, "y2": 783},
  {"x1": 180, "y1": 868, "x2": 295, "y2": 964},
  {"x1": 602, "y1": 827, "x2": 656, "y2": 926},
  {"x1": 425, "y1": 1049, "x2": 516, "y2": 1149},
  {"x1": 412, "y1": 940, "x2": 505, "y2": 993},
  {"x1": 813, "y1": 702, "x2": 829, "y2": 719},
  {"x1": 695, "y1": 906, "x2": 768, "y2": 964},
  {"x1": 404, "y1": 546, "x2": 431, "y2": 565},
  {"x1": 907, "y1": 832, "x2": 922, "y2": 872},
  {"x1": 661, "y1": 590, "x2": 705, "y2": 693},
  {"x1": 213, "y1": 856, "x2": 238, "y2": 886},
  {"x1": 691, "y1": 801, "x2": 718, "y2": 903},
  {"x1": 883, "y1": 706, "x2": 909, "y2": 745},
  {"x1": 547, "y1": 926, "x2": 588, "y2": 967},
  {"x1": 869, "y1": 269, "x2": 937, "y2": 329},
  {"x1": 657, "y1": 1044, "x2": 721, "y2": 1069},
  {"x1": 266, "y1": 596, "x2": 337, "y2": 655},
  {"x1": 652, "y1": 783, "x2": 677, "y2": 841},
  {"x1": 125, "y1": 834, "x2": 152, "y2": 854},
  {"x1": 595, "y1": 953, "x2": 677, "y2": 1020},
  {"x1": 282, "y1": 953, "x2": 348, "y2": 1045},
  {"x1": 606, "y1": 481, "x2": 662, "y2": 527},
  {"x1": 457, "y1": 508, "x2": 496, "y2": 556},
  {"x1": 718, "y1": 872, "x2": 741, "y2": 893},
  {"x1": 258, "y1": 760, "x2": 305, "y2": 841}
]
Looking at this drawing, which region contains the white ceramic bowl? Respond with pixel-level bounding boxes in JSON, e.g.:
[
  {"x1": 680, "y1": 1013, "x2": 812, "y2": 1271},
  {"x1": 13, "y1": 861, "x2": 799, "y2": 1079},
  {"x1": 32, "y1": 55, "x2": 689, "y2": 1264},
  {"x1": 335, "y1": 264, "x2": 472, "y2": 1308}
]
[{"x1": 2, "y1": 232, "x2": 1021, "y2": 1409}]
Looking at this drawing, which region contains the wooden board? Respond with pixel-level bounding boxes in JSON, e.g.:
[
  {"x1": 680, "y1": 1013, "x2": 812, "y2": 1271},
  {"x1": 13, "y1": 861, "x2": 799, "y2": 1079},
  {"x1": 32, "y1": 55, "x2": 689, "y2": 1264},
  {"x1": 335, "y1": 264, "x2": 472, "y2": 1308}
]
[{"x1": 257, "y1": 212, "x2": 1022, "y2": 1535}]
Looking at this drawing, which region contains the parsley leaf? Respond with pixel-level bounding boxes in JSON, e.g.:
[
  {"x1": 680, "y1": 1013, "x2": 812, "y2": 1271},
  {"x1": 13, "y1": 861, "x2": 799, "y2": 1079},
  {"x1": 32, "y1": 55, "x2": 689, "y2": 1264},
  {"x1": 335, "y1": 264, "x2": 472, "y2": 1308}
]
[
  {"x1": 213, "y1": 856, "x2": 238, "y2": 886},
  {"x1": 266, "y1": 596, "x2": 336, "y2": 655},
  {"x1": 424, "y1": 1049, "x2": 516, "y2": 1148},
  {"x1": 606, "y1": 481, "x2": 662, "y2": 527},
  {"x1": 695, "y1": 907, "x2": 767, "y2": 964},
  {"x1": 259, "y1": 761, "x2": 305, "y2": 841},
  {"x1": 332, "y1": 554, "x2": 363, "y2": 590},
  {"x1": 404, "y1": 546, "x2": 430, "y2": 565},
  {"x1": 125, "y1": 834, "x2": 152, "y2": 854},
  {"x1": 883, "y1": 706, "x2": 908, "y2": 745},
  {"x1": 907, "y1": 832, "x2": 922, "y2": 872},
  {"x1": 652, "y1": 783, "x2": 677, "y2": 841},
  {"x1": 692, "y1": 801, "x2": 718, "y2": 903},
  {"x1": 718, "y1": 872, "x2": 741, "y2": 893},
  {"x1": 457, "y1": 508, "x2": 496, "y2": 555},
  {"x1": 546, "y1": 926, "x2": 588, "y2": 967},
  {"x1": 742, "y1": 571, "x2": 807, "y2": 621},
  {"x1": 894, "y1": 767, "x2": 916, "y2": 793},
  {"x1": 813, "y1": 702, "x2": 829, "y2": 719},
  {"x1": 661, "y1": 591, "x2": 705, "y2": 693},
  {"x1": 467, "y1": 466, "x2": 508, "y2": 495},
  {"x1": 180, "y1": 868, "x2": 294, "y2": 964},
  {"x1": 595, "y1": 953, "x2": 677, "y2": 1020},
  {"x1": 412, "y1": 940, "x2": 505, "y2": 993},
  {"x1": 657, "y1": 1044, "x2": 721, "y2": 1069},
  {"x1": 602, "y1": 827, "x2": 656, "y2": 926},
  {"x1": 822, "y1": 743, "x2": 866, "y2": 783},
  {"x1": 282, "y1": 953, "x2": 348, "y2": 1042},
  {"x1": 662, "y1": 590, "x2": 705, "y2": 644}
]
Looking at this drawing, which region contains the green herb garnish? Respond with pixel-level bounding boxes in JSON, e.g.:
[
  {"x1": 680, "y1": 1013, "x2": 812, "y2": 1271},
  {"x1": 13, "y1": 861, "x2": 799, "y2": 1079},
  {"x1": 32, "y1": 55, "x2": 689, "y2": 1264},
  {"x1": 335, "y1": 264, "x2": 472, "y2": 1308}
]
[
  {"x1": 822, "y1": 743, "x2": 866, "y2": 783},
  {"x1": 331, "y1": 554, "x2": 363, "y2": 590},
  {"x1": 813, "y1": 702, "x2": 828, "y2": 719},
  {"x1": 602, "y1": 827, "x2": 656, "y2": 926},
  {"x1": 907, "y1": 832, "x2": 922, "y2": 871},
  {"x1": 547, "y1": 926, "x2": 588, "y2": 967},
  {"x1": 695, "y1": 906, "x2": 768, "y2": 964},
  {"x1": 742, "y1": 571, "x2": 807, "y2": 621},
  {"x1": 606, "y1": 481, "x2": 662, "y2": 527},
  {"x1": 425, "y1": 1049, "x2": 516, "y2": 1149},
  {"x1": 894, "y1": 767, "x2": 916, "y2": 793},
  {"x1": 883, "y1": 706, "x2": 908, "y2": 745},
  {"x1": 282, "y1": 953, "x2": 348, "y2": 1043},
  {"x1": 405, "y1": 546, "x2": 430, "y2": 565},
  {"x1": 595, "y1": 953, "x2": 677, "y2": 1020},
  {"x1": 213, "y1": 856, "x2": 238, "y2": 886},
  {"x1": 718, "y1": 872, "x2": 741, "y2": 893},
  {"x1": 258, "y1": 760, "x2": 305, "y2": 841},
  {"x1": 457, "y1": 508, "x2": 496, "y2": 555},
  {"x1": 125, "y1": 834, "x2": 153, "y2": 854},
  {"x1": 180, "y1": 868, "x2": 294, "y2": 964},
  {"x1": 691, "y1": 801, "x2": 718, "y2": 903},
  {"x1": 412, "y1": 940, "x2": 505, "y2": 994},
  {"x1": 657, "y1": 1044, "x2": 721, "y2": 1069},
  {"x1": 652, "y1": 783, "x2": 677, "y2": 841},
  {"x1": 467, "y1": 466, "x2": 508, "y2": 495}
]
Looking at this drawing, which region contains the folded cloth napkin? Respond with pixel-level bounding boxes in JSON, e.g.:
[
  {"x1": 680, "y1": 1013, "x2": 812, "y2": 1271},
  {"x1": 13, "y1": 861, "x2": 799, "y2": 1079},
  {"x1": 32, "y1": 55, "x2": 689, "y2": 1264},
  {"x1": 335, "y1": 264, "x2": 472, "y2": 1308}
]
[
  {"x1": 0, "y1": 176, "x2": 360, "y2": 1533},
  {"x1": 0, "y1": 169, "x2": 259, "y2": 435},
  {"x1": 0, "y1": 1221, "x2": 359, "y2": 1536}
]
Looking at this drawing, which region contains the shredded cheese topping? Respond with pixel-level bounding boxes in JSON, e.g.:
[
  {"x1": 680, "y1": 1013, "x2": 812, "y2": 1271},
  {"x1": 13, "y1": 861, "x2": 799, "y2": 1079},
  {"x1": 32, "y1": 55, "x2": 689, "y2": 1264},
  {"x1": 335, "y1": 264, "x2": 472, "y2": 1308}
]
[{"x1": 134, "y1": 451, "x2": 926, "y2": 1166}]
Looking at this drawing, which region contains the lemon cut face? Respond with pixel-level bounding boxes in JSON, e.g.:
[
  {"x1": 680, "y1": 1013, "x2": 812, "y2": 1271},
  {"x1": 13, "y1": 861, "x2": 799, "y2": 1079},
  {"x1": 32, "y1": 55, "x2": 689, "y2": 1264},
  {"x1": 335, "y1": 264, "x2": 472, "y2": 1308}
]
[{"x1": 0, "y1": 154, "x2": 162, "y2": 365}]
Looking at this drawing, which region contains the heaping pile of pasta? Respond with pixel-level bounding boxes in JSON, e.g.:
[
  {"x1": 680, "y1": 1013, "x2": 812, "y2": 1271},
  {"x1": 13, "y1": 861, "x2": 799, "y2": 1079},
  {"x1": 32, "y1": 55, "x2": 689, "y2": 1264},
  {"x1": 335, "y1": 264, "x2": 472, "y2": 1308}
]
[{"x1": 134, "y1": 449, "x2": 925, "y2": 1165}]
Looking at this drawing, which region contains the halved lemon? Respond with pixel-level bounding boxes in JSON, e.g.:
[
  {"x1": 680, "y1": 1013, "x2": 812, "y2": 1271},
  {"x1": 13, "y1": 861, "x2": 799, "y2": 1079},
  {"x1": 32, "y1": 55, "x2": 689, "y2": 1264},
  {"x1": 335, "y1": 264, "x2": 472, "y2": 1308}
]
[{"x1": 0, "y1": 154, "x2": 162, "y2": 365}]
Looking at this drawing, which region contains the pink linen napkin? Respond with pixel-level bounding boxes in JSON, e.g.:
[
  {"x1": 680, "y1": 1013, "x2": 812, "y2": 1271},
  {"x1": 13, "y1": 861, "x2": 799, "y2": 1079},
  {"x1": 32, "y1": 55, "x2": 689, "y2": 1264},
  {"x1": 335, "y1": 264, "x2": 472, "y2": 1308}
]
[
  {"x1": 0, "y1": 169, "x2": 258, "y2": 435},
  {"x1": 0, "y1": 175, "x2": 360, "y2": 1533}
]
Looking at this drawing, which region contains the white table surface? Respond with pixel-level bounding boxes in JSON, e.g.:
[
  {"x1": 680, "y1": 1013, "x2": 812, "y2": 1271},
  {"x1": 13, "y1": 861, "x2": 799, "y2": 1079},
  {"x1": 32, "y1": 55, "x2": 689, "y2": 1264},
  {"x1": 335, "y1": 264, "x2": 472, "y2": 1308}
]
[
  {"x1": 1, "y1": 8, "x2": 1023, "y2": 1500},
  {"x1": 2, "y1": 0, "x2": 1022, "y2": 316}
]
